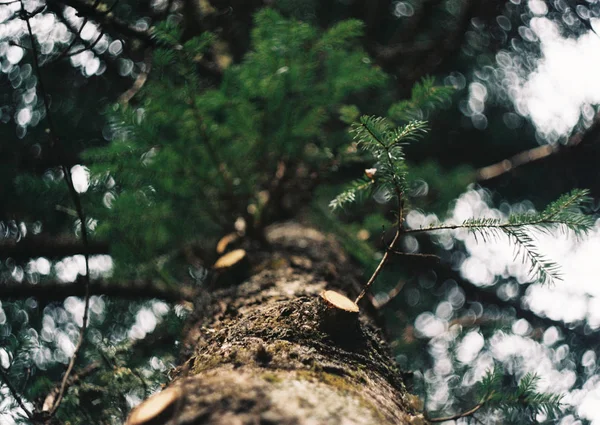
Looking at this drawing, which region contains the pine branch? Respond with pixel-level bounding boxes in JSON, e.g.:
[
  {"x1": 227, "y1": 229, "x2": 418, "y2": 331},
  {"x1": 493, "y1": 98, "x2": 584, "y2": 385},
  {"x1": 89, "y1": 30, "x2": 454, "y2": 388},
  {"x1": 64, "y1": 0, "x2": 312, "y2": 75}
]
[
  {"x1": 404, "y1": 189, "x2": 593, "y2": 284},
  {"x1": 329, "y1": 177, "x2": 375, "y2": 210},
  {"x1": 389, "y1": 76, "x2": 453, "y2": 122}
]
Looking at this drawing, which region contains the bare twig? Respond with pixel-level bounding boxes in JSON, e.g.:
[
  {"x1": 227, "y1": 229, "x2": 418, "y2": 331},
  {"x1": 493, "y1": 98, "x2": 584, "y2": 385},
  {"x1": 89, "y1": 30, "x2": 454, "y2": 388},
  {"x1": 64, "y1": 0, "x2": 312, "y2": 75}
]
[
  {"x1": 477, "y1": 111, "x2": 600, "y2": 182},
  {"x1": 0, "y1": 235, "x2": 109, "y2": 260},
  {"x1": 19, "y1": 1, "x2": 92, "y2": 416},
  {"x1": 0, "y1": 368, "x2": 34, "y2": 420},
  {"x1": 42, "y1": 361, "x2": 101, "y2": 412},
  {"x1": 50, "y1": 0, "x2": 100, "y2": 62},
  {"x1": 429, "y1": 398, "x2": 488, "y2": 423},
  {"x1": 118, "y1": 48, "x2": 152, "y2": 105},
  {"x1": 60, "y1": 0, "x2": 151, "y2": 42},
  {"x1": 0, "y1": 278, "x2": 196, "y2": 302},
  {"x1": 372, "y1": 279, "x2": 406, "y2": 309},
  {"x1": 61, "y1": 28, "x2": 106, "y2": 59},
  {"x1": 388, "y1": 250, "x2": 440, "y2": 262},
  {"x1": 476, "y1": 144, "x2": 558, "y2": 181}
]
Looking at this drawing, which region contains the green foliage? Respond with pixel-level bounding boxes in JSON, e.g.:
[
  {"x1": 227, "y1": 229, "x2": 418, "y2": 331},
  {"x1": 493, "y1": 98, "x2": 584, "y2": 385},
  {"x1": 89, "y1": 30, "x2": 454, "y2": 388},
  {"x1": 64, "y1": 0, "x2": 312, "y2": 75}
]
[
  {"x1": 330, "y1": 116, "x2": 428, "y2": 209},
  {"x1": 446, "y1": 189, "x2": 592, "y2": 284},
  {"x1": 476, "y1": 369, "x2": 563, "y2": 421},
  {"x1": 388, "y1": 76, "x2": 454, "y2": 122},
  {"x1": 84, "y1": 10, "x2": 386, "y2": 278},
  {"x1": 334, "y1": 127, "x2": 592, "y2": 283}
]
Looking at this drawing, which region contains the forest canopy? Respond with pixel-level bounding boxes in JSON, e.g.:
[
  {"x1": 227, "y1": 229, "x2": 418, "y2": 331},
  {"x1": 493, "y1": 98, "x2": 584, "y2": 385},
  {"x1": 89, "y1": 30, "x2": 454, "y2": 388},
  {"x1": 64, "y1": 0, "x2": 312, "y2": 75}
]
[{"x1": 1, "y1": 0, "x2": 600, "y2": 424}]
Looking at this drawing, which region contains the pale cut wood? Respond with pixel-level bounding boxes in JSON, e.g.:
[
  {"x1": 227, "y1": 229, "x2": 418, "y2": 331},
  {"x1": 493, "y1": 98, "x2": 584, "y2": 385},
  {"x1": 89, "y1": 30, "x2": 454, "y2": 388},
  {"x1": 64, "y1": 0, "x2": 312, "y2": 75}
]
[
  {"x1": 320, "y1": 290, "x2": 359, "y2": 313},
  {"x1": 216, "y1": 232, "x2": 240, "y2": 254},
  {"x1": 213, "y1": 249, "x2": 246, "y2": 269},
  {"x1": 127, "y1": 386, "x2": 181, "y2": 425}
]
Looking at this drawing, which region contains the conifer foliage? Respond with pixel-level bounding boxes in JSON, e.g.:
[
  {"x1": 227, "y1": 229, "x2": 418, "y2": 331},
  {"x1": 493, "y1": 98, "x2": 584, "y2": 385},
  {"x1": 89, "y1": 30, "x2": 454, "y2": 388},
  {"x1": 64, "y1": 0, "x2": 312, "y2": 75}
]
[
  {"x1": 331, "y1": 110, "x2": 591, "y2": 419},
  {"x1": 84, "y1": 10, "x2": 386, "y2": 278}
]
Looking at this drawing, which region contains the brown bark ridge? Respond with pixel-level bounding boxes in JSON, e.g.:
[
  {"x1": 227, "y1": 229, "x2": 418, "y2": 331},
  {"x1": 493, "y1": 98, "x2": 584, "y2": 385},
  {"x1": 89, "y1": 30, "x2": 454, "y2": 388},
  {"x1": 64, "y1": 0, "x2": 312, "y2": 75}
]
[{"x1": 126, "y1": 222, "x2": 423, "y2": 425}]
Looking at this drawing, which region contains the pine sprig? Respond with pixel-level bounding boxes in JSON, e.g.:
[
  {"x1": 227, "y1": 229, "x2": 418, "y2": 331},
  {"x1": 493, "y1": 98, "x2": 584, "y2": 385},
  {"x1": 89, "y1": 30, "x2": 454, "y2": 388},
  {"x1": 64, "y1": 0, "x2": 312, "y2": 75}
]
[
  {"x1": 334, "y1": 115, "x2": 428, "y2": 208},
  {"x1": 329, "y1": 177, "x2": 375, "y2": 210},
  {"x1": 404, "y1": 189, "x2": 593, "y2": 284},
  {"x1": 500, "y1": 373, "x2": 563, "y2": 420},
  {"x1": 389, "y1": 76, "x2": 454, "y2": 122},
  {"x1": 431, "y1": 369, "x2": 562, "y2": 423}
]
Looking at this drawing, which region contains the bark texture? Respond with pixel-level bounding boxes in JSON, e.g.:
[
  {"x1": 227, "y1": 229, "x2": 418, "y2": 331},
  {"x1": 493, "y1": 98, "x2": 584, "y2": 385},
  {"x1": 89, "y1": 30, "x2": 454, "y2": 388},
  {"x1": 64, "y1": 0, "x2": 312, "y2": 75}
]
[{"x1": 127, "y1": 222, "x2": 422, "y2": 425}]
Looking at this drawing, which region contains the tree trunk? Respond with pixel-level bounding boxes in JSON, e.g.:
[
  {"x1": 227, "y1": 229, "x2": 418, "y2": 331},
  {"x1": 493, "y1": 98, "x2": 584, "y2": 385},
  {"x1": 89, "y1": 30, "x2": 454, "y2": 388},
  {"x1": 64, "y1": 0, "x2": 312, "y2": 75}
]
[{"x1": 126, "y1": 222, "x2": 423, "y2": 425}]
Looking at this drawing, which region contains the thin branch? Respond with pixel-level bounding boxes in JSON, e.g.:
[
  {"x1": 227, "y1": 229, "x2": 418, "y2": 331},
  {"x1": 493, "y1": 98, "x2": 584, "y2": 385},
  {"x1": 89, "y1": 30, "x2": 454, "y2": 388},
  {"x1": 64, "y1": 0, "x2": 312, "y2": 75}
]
[
  {"x1": 0, "y1": 367, "x2": 34, "y2": 420},
  {"x1": 61, "y1": 27, "x2": 106, "y2": 59},
  {"x1": 0, "y1": 278, "x2": 196, "y2": 302},
  {"x1": 402, "y1": 218, "x2": 578, "y2": 235},
  {"x1": 476, "y1": 144, "x2": 557, "y2": 181},
  {"x1": 388, "y1": 250, "x2": 440, "y2": 261},
  {"x1": 19, "y1": 1, "x2": 91, "y2": 416},
  {"x1": 42, "y1": 361, "x2": 101, "y2": 412},
  {"x1": 50, "y1": 0, "x2": 100, "y2": 62},
  {"x1": 118, "y1": 48, "x2": 152, "y2": 105},
  {"x1": 477, "y1": 111, "x2": 600, "y2": 182},
  {"x1": 0, "y1": 236, "x2": 109, "y2": 260},
  {"x1": 429, "y1": 399, "x2": 487, "y2": 423},
  {"x1": 372, "y1": 278, "x2": 406, "y2": 309},
  {"x1": 60, "y1": 0, "x2": 152, "y2": 42},
  {"x1": 356, "y1": 228, "x2": 401, "y2": 303},
  {"x1": 355, "y1": 122, "x2": 406, "y2": 304}
]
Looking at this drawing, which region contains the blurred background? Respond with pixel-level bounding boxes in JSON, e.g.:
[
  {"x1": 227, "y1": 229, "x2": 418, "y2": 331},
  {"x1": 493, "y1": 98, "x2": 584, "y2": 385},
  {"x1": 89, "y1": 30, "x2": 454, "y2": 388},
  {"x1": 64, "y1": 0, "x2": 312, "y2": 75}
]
[{"x1": 2, "y1": 0, "x2": 600, "y2": 423}]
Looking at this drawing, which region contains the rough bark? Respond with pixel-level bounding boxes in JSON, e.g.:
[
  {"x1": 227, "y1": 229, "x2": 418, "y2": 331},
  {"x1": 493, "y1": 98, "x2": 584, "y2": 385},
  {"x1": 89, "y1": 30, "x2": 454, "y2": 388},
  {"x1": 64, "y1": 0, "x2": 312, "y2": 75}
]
[{"x1": 127, "y1": 222, "x2": 422, "y2": 425}]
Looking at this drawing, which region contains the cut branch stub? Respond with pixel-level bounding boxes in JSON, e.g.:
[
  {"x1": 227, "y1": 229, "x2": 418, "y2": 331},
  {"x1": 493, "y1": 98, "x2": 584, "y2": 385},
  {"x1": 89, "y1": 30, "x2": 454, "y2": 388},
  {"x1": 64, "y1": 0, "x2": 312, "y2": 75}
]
[
  {"x1": 216, "y1": 232, "x2": 240, "y2": 254},
  {"x1": 318, "y1": 290, "x2": 360, "y2": 335},
  {"x1": 213, "y1": 249, "x2": 249, "y2": 286},
  {"x1": 126, "y1": 386, "x2": 182, "y2": 425},
  {"x1": 320, "y1": 290, "x2": 359, "y2": 313}
]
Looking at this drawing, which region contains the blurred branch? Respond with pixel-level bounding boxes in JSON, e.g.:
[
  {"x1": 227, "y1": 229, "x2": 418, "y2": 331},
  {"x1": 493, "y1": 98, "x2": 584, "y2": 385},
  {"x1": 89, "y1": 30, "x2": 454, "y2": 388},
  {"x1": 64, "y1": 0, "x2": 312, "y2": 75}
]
[
  {"x1": 0, "y1": 367, "x2": 34, "y2": 420},
  {"x1": 45, "y1": 1, "x2": 125, "y2": 82},
  {"x1": 477, "y1": 144, "x2": 558, "y2": 181},
  {"x1": 0, "y1": 278, "x2": 197, "y2": 302},
  {"x1": 51, "y1": 0, "x2": 101, "y2": 62},
  {"x1": 477, "y1": 111, "x2": 600, "y2": 182},
  {"x1": 372, "y1": 279, "x2": 406, "y2": 309},
  {"x1": 118, "y1": 48, "x2": 152, "y2": 105},
  {"x1": 20, "y1": 0, "x2": 94, "y2": 414},
  {"x1": 0, "y1": 236, "x2": 109, "y2": 261},
  {"x1": 41, "y1": 361, "x2": 101, "y2": 413},
  {"x1": 59, "y1": 0, "x2": 152, "y2": 42}
]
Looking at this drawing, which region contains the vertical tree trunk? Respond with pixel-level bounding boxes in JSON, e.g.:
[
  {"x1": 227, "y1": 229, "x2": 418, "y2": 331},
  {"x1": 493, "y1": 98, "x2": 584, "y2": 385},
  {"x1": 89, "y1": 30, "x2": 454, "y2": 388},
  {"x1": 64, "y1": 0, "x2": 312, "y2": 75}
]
[{"x1": 126, "y1": 222, "x2": 423, "y2": 425}]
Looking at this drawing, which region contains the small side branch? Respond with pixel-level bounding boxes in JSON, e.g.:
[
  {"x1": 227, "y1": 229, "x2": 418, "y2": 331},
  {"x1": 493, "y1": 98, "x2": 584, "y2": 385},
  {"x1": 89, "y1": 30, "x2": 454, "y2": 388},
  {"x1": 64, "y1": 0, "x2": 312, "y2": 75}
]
[
  {"x1": 429, "y1": 400, "x2": 485, "y2": 423},
  {"x1": 42, "y1": 361, "x2": 101, "y2": 413},
  {"x1": 0, "y1": 236, "x2": 109, "y2": 261},
  {"x1": 477, "y1": 111, "x2": 600, "y2": 182},
  {"x1": 0, "y1": 278, "x2": 196, "y2": 302}
]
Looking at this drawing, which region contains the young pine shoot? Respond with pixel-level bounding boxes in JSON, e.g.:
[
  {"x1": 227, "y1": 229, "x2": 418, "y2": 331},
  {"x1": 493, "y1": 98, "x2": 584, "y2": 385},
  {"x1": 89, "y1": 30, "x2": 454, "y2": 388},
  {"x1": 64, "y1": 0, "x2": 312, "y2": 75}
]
[
  {"x1": 330, "y1": 114, "x2": 592, "y2": 421},
  {"x1": 332, "y1": 115, "x2": 594, "y2": 304}
]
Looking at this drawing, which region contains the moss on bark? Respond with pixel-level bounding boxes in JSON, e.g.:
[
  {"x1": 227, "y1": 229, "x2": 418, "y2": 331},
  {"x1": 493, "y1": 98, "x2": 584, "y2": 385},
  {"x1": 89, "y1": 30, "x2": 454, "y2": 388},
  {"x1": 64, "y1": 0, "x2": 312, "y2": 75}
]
[{"x1": 127, "y1": 222, "x2": 422, "y2": 425}]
